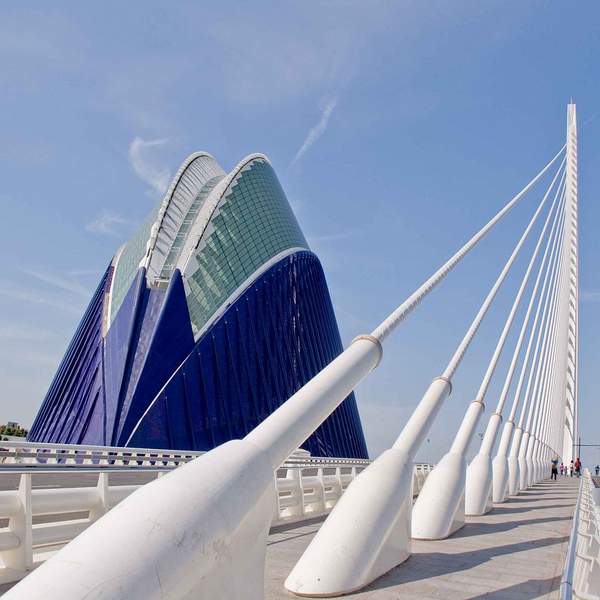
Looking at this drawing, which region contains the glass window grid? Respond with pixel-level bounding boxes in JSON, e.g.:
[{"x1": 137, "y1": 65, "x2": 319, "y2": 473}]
[
  {"x1": 185, "y1": 160, "x2": 307, "y2": 335},
  {"x1": 109, "y1": 207, "x2": 158, "y2": 324}
]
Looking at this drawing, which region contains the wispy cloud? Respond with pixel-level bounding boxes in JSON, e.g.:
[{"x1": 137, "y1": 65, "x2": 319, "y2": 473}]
[
  {"x1": 309, "y1": 230, "x2": 361, "y2": 244},
  {"x1": 581, "y1": 290, "x2": 600, "y2": 302},
  {"x1": 0, "y1": 323, "x2": 54, "y2": 342},
  {"x1": 86, "y1": 209, "x2": 129, "y2": 237},
  {"x1": 0, "y1": 287, "x2": 84, "y2": 316},
  {"x1": 291, "y1": 97, "x2": 338, "y2": 167},
  {"x1": 0, "y1": 268, "x2": 97, "y2": 318},
  {"x1": 67, "y1": 268, "x2": 102, "y2": 278},
  {"x1": 21, "y1": 268, "x2": 91, "y2": 298},
  {"x1": 128, "y1": 137, "x2": 171, "y2": 195}
]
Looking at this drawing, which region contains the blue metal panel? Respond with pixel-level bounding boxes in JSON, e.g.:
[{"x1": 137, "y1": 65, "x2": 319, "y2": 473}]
[
  {"x1": 29, "y1": 252, "x2": 368, "y2": 459},
  {"x1": 128, "y1": 252, "x2": 368, "y2": 458},
  {"x1": 102, "y1": 267, "x2": 147, "y2": 445},
  {"x1": 114, "y1": 270, "x2": 195, "y2": 446},
  {"x1": 28, "y1": 266, "x2": 111, "y2": 444}
]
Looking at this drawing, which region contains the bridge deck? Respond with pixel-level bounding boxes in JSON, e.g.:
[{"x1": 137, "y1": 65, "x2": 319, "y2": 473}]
[{"x1": 265, "y1": 477, "x2": 579, "y2": 599}]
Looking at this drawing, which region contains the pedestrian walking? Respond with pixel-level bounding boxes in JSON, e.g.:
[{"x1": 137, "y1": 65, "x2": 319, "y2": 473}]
[
  {"x1": 575, "y1": 457, "x2": 582, "y2": 477},
  {"x1": 595, "y1": 465, "x2": 599, "y2": 476},
  {"x1": 570, "y1": 460, "x2": 574, "y2": 477},
  {"x1": 560, "y1": 462, "x2": 564, "y2": 476},
  {"x1": 551, "y1": 457, "x2": 558, "y2": 480}
]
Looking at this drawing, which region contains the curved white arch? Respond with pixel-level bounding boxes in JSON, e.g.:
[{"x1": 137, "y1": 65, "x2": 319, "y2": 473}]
[
  {"x1": 103, "y1": 245, "x2": 126, "y2": 336},
  {"x1": 176, "y1": 153, "x2": 270, "y2": 274},
  {"x1": 144, "y1": 151, "x2": 225, "y2": 285}
]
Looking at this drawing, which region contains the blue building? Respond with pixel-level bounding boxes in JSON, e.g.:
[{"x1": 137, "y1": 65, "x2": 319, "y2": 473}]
[{"x1": 29, "y1": 152, "x2": 368, "y2": 459}]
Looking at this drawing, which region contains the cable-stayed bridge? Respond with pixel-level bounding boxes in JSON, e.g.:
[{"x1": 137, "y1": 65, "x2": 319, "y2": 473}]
[{"x1": 0, "y1": 104, "x2": 592, "y2": 599}]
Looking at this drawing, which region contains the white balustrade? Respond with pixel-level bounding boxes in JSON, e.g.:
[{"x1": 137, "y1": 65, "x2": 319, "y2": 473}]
[
  {"x1": 561, "y1": 470, "x2": 600, "y2": 599},
  {"x1": 0, "y1": 456, "x2": 433, "y2": 585},
  {"x1": 2, "y1": 108, "x2": 575, "y2": 600},
  {"x1": 0, "y1": 440, "x2": 203, "y2": 469}
]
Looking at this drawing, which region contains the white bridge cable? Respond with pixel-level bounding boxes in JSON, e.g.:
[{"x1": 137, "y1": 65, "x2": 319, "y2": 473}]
[
  {"x1": 537, "y1": 235, "x2": 569, "y2": 451},
  {"x1": 540, "y1": 256, "x2": 566, "y2": 448},
  {"x1": 465, "y1": 160, "x2": 566, "y2": 411},
  {"x1": 531, "y1": 224, "x2": 566, "y2": 443},
  {"x1": 522, "y1": 223, "x2": 566, "y2": 446},
  {"x1": 533, "y1": 308, "x2": 561, "y2": 454},
  {"x1": 441, "y1": 160, "x2": 565, "y2": 382},
  {"x1": 505, "y1": 186, "x2": 566, "y2": 428},
  {"x1": 493, "y1": 170, "x2": 566, "y2": 421},
  {"x1": 516, "y1": 233, "x2": 563, "y2": 461},
  {"x1": 371, "y1": 145, "x2": 565, "y2": 342},
  {"x1": 517, "y1": 204, "x2": 566, "y2": 433},
  {"x1": 245, "y1": 147, "x2": 566, "y2": 470},
  {"x1": 522, "y1": 250, "x2": 562, "y2": 450}
]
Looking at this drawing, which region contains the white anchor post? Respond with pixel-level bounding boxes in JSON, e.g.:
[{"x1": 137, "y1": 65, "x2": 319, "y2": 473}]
[
  {"x1": 507, "y1": 199, "x2": 565, "y2": 495},
  {"x1": 286, "y1": 149, "x2": 564, "y2": 596},
  {"x1": 488, "y1": 187, "x2": 565, "y2": 503},
  {"x1": 463, "y1": 167, "x2": 564, "y2": 515},
  {"x1": 518, "y1": 230, "x2": 564, "y2": 491},
  {"x1": 411, "y1": 161, "x2": 563, "y2": 533},
  {"x1": 529, "y1": 253, "x2": 565, "y2": 485}
]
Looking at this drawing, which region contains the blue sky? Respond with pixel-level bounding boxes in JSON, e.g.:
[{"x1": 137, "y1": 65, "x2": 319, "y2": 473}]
[{"x1": 1, "y1": 2, "x2": 599, "y2": 462}]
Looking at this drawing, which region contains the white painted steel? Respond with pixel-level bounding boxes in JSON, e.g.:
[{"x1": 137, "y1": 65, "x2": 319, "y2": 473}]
[
  {"x1": 464, "y1": 171, "x2": 566, "y2": 511},
  {"x1": 286, "y1": 377, "x2": 451, "y2": 596},
  {"x1": 509, "y1": 207, "x2": 565, "y2": 494},
  {"x1": 245, "y1": 337, "x2": 382, "y2": 470},
  {"x1": 498, "y1": 187, "x2": 565, "y2": 499},
  {"x1": 412, "y1": 164, "x2": 563, "y2": 537},
  {"x1": 4, "y1": 120, "x2": 571, "y2": 600},
  {"x1": 518, "y1": 213, "x2": 566, "y2": 491},
  {"x1": 3, "y1": 455, "x2": 421, "y2": 586},
  {"x1": 561, "y1": 470, "x2": 600, "y2": 600},
  {"x1": 527, "y1": 258, "x2": 563, "y2": 486},
  {"x1": 411, "y1": 400, "x2": 482, "y2": 539},
  {"x1": 286, "y1": 147, "x2": 565, "y2": 596},
  {"x1": 562, "y1": 103, "x2": 579, "y2": 464},
  {"x1": 371, "y1": 145, "x2": 564, "y2": 343},
  {"x1": 0, "y1": 440, "x2": 203, "y2": 468},
  {"x1": 286, "y1": 448, "x2": 415, "y2": 596}
]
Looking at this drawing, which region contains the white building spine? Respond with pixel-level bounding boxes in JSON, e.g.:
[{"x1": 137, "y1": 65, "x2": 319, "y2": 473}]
[{"x1": 563, "y1": 104, "x2": 579, "y2": 462}]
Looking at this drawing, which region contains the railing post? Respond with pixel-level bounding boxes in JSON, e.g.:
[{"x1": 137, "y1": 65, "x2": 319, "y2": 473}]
[
  {"x1": 3, "y1": 474, "x2": 32, "y2": 574},
  {"x1": 90, "y1": 473, "x2": 109, "y2": 522}
]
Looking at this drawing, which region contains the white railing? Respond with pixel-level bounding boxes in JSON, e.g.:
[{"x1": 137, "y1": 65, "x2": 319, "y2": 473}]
[
  {"x1": 0, "y1": 440, "x2": 204, "y2": 468},
  {"x1": 0, "y1": 440, "x2": 375, "y2": 470},
  {"x1": 0, "y1": 456, "x2": 432, "y2": 585},
  {"x1": 561, "y1": 469, "x2": 600, "y2": 600}
]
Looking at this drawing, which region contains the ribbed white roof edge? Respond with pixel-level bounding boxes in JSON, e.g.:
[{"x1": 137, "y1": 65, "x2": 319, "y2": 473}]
[
  {"x1": 124, "y1": 245, "x2": 308, "y2": 446},
  {"x1": 103, "y1": 245, "x2": 126, "y2": 337},
  {"x1": 176, "y1": 153, "x2": 270, "y2": 275},
  {"x1": 143, "y1": 151, "x2": 225, "y2": 285}
]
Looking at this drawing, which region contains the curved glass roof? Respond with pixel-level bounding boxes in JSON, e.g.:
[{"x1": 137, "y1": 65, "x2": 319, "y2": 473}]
[
  {"x1": 183, "y1": 158, "x2": 308, "y2": 336},
  {"x1": 107, "y1": 153, "x2": 224, "y2": 326},
  {"x1": 106, "y1": 153, "x2": 308, "y2": 339},
  {"x1": 156, "y1": 175, "x2": 224, "y2": 283},
  {"x1": 146, "y1": 153, "x2": 225, "y2": 285},
  {"x1": 108, "y1": 206, "x2": 158, "y2": 325}
]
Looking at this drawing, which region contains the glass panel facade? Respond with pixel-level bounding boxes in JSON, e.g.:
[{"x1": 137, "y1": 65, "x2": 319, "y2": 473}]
[
  {"x1": 147, "y1": 155, "x2": 225, "y2": 284},
  {"x1": 109, "y1": 207, "x2": 158, "y2": 325},
  {"x1": 158, "y1": 175, "x2": 223, "y2": 281},
  {"x1": 184, "y1": 159, "x2": 308, "y2": 336}
]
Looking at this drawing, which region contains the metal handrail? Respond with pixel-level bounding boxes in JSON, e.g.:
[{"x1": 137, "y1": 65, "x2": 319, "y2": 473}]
[
  {"x1": 0, "y1": 440, "x2": 377, "y2": 469},
  {"x1": 0, "y1": 439, "x2": 204, "y2": 456},
  {"x1": 560, "y1": 471, "x2": 585, "y2": 599}
]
